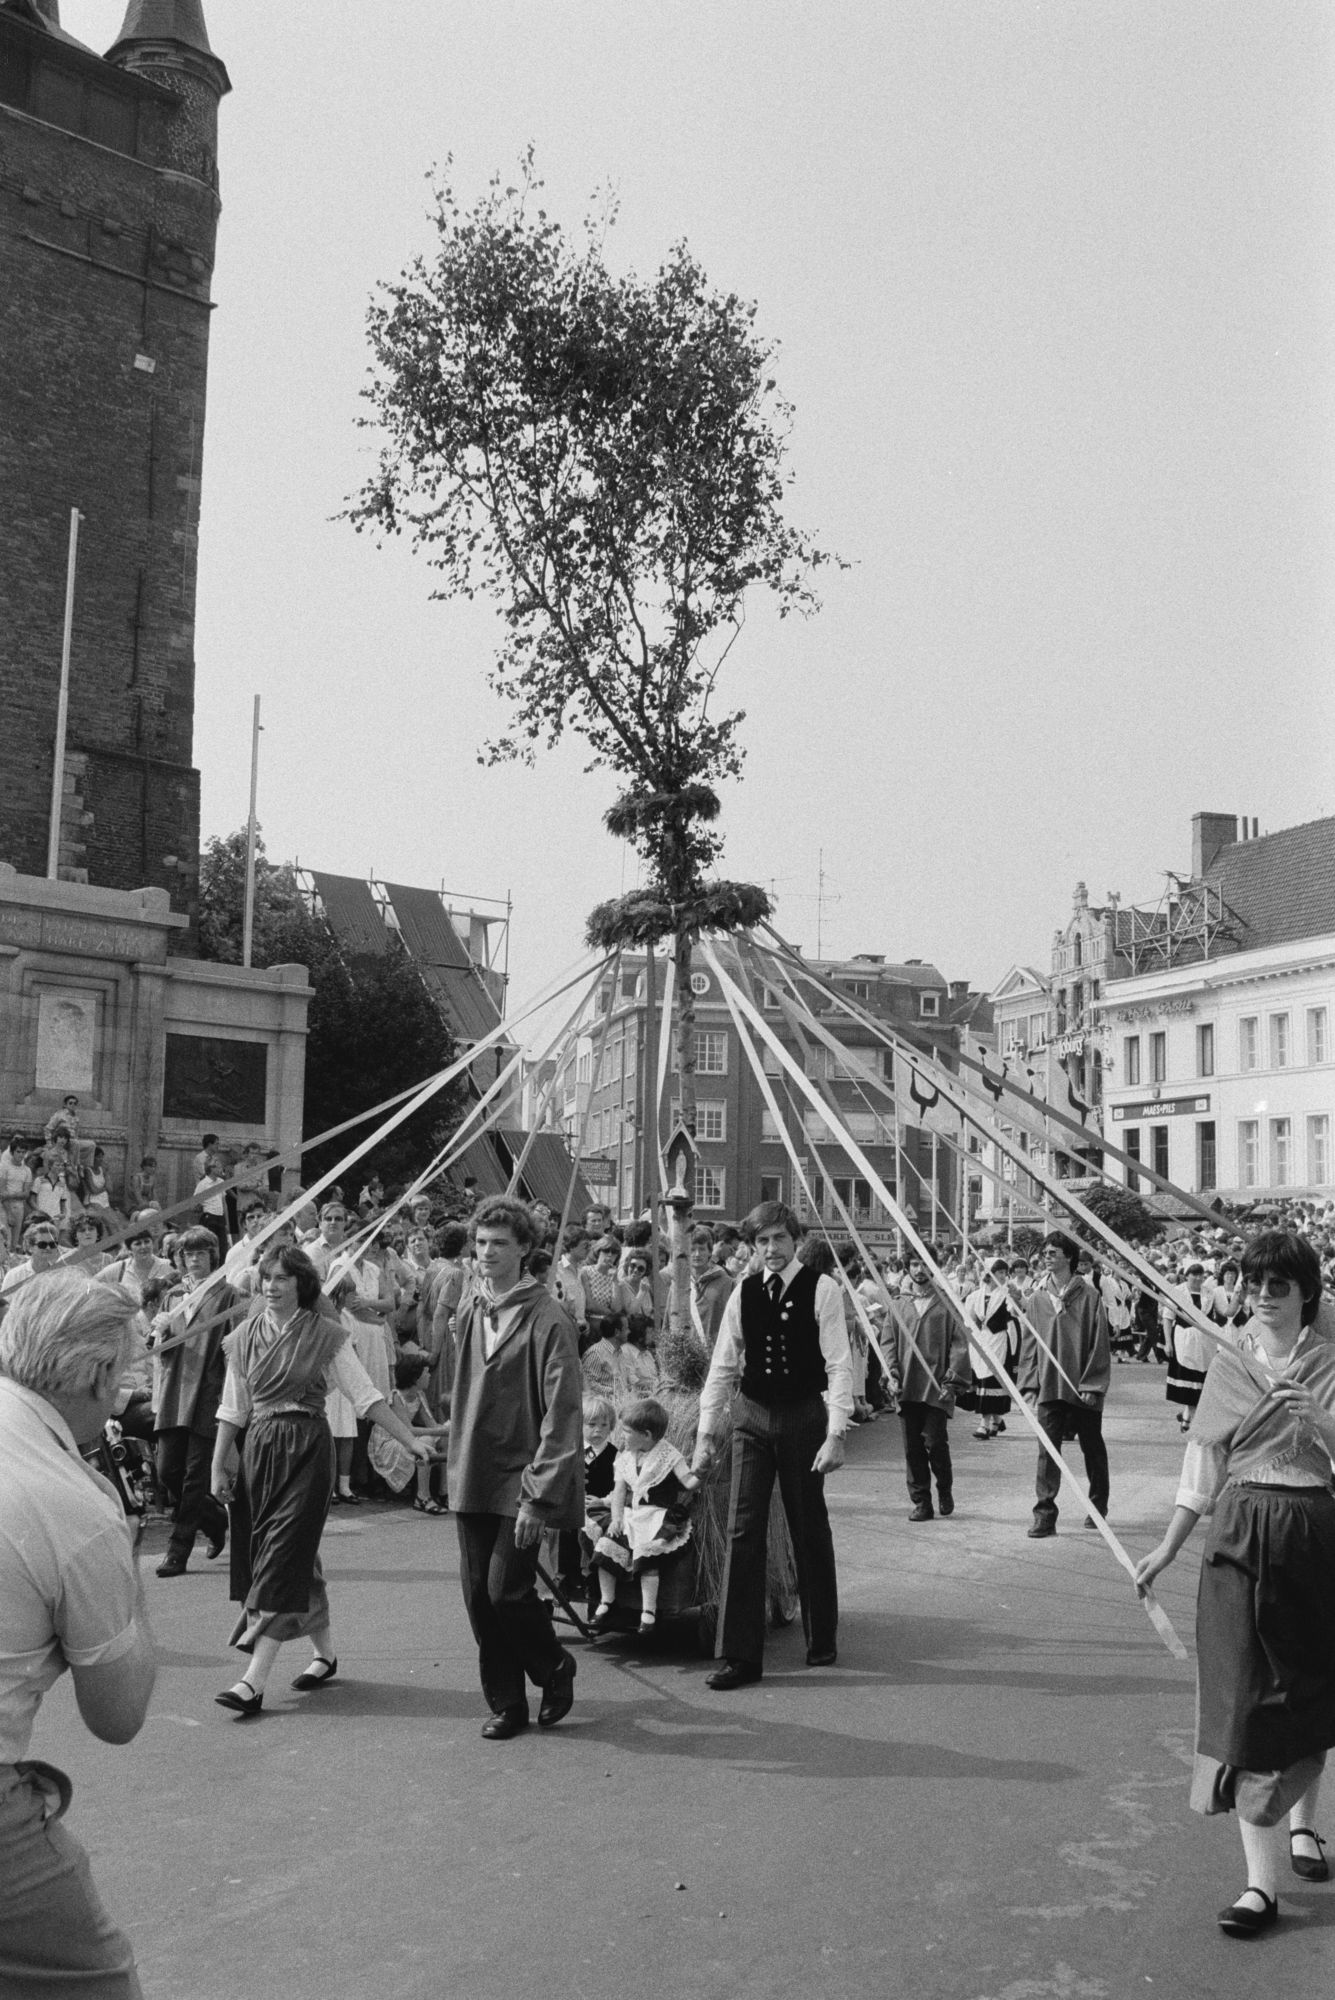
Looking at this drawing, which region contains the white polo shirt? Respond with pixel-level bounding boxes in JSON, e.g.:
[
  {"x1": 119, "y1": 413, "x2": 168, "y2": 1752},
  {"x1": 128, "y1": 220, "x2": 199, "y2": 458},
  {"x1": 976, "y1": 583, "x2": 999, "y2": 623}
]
[{"x1": 0, "y1": 1377, "x2": 138, "y2": 1764}]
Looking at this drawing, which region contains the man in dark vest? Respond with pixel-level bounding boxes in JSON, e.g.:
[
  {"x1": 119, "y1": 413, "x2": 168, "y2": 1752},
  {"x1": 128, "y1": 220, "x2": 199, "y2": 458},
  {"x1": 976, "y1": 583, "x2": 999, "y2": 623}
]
[{"x1": 692, "y1": 1201, "x2": 853, "y2": 1687}]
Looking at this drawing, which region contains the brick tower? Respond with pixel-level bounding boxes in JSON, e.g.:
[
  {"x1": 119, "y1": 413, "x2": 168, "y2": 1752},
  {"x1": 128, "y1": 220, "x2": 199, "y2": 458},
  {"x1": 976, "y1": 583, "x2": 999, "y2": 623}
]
[{"x1": 0, "y1": 0, "x2": 229, "y2": 943}]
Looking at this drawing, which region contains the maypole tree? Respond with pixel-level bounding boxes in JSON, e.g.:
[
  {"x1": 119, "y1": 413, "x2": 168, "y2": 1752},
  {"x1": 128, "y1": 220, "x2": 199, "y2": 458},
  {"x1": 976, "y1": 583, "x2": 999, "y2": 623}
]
[{"x1": 347, "y1": 152, "x2": 840, "y2": 1339}]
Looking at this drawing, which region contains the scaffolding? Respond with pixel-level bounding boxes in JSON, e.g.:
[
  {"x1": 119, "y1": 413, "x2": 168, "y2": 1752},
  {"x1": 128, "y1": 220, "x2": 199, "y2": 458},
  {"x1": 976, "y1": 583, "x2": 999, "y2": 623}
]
[{"x1": 1113, "y1": 872, "x2": 1247, "y2": 976}]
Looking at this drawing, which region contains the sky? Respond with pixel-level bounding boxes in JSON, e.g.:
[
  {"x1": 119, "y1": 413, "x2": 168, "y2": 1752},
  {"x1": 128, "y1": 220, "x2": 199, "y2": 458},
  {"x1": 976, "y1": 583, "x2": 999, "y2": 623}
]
[{"x1": 62, "y1": 0, "x2": 1335, "y2": 1025}]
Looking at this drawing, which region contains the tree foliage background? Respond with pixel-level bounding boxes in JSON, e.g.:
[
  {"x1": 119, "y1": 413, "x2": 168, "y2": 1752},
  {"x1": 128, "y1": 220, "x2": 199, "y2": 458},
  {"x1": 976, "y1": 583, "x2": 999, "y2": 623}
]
[
  {"x1": 348, "y1": 157, "x2": 839, "y2": 1203},
  {"x1": 1075, "y1": 1180, "x2": 1164, "y2": 1248},
  {"x1": 197, "y1": 832, "x2": 466, "y2": 1191}
]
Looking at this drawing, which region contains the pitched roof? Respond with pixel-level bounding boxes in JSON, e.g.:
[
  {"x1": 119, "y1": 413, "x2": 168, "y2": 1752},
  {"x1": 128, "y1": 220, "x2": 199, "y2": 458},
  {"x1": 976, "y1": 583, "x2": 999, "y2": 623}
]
[{"x1": 1211, "y1": 815, "x2": 1335, "y2": 953}]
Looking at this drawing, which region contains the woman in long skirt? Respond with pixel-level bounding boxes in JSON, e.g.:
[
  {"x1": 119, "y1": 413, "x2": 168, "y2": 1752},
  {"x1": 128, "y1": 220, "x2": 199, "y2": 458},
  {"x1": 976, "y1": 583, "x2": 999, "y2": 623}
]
[
  {"x1": 965, "y1": 1257, "x2": 1019, "y2": 1440},
  {"x1": 209, "y1": 1245, "x2": 435, "y2": 1716},
  {"x1": 1164, "y1": 1262, "x2": 1211, "y2": 1431},
  {"x1": 1135, "y1": 1230, "x2": 1335, "y2": 1936}
]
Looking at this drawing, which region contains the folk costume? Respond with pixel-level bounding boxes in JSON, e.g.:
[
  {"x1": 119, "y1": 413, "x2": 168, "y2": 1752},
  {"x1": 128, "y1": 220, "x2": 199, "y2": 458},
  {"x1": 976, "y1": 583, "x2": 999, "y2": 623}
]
[
  {"x1": 219, "y1": 1305, "x2": 380, "y2": 1648},
  {"x1": 446, "y1": 1276, "x2": 584, "y2": 1720},
  {"x1": 1178, "y1": 1328, "x2": 1335, "y2": 1825},
  {"x1": 887, "y1": 1287, "x2": 970, "y2": 1516},
  {"x1": 593, "y1": 1439, "x2": 695, "y2": 1578},
  {"x1": 698, "y1": 1259, "x2": 852, "y2": 1672},
  {"x1": 964, "y1": 1271, "x2": 1020, "y2": 1426},
  {"x1": 154, "y1": 1275, "x2": 239, "y2": 1568},
  {"x1": 1165, "y1": 1282, "x2": 1211, "y2": 1417},
  {"x1": 1019, "y1": 1275, "x2": 1112, "y2": 1530}
]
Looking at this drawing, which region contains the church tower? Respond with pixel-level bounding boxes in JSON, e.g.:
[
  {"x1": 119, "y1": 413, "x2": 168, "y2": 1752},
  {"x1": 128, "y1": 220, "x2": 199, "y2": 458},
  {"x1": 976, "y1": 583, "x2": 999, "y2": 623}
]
[{"x1": 0, "y1": 0, "x2": 230, "y2": 940}]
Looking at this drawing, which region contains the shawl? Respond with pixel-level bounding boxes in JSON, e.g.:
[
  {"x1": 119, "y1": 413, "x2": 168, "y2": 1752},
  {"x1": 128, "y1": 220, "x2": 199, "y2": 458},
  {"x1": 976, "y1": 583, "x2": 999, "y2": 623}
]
[
  {"x1": 616, "y1": 1438, "x2": 689, "y2": 1509},
  {"x1": 1191, "y1": 1327, "x2": 1335, "y2": 1482},
  {"x1": 224, "y1": 1305, "x2": 349, "y2": 1415}
]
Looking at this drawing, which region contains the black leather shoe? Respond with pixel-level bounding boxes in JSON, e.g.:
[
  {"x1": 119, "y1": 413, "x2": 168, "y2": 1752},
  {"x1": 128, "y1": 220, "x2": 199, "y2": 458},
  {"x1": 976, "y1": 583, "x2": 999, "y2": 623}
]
[
  {"x1": 1217, "y1": 1888, "x2": 1278, "y2": 1936},
  {"x1": 938, "y1": 1494, "x2": 955, "y2": 1517},
  {"x1": 156, "y1": 1556, "x2": 188, "y2": 1578},
  {"x1": 1291, "y1": 1829, "x2": 1329, "y2": 1881},
  {"x1": 214, "y1": 1683, "x2": 262, "y2": 1717},
  {"x1": 1027, "y1": 1522, "x2": 1056, "y2": 1539},
  {"x1": 909, "y1": 1502, "x2": 933, "y2": 1522},
  {"x1": 480, "y1": 1706, "x2": 529, "y2": 1741},
  {"x1": 706, "y1": 1660, "x2": 762, "y2": 1690},
  {"x1": 205, "y1": 1527, "x2": 226, "y2": 1560},
  {"x1": 806, "y1": 1647, "x2": 837, "y2": 1668},
  {"x1": 537, "y1": 1650, "x2": 576, "y2": 1727},
  {"x1": 291, "y1": 1655, "x2": 338, "y2": 1692}
]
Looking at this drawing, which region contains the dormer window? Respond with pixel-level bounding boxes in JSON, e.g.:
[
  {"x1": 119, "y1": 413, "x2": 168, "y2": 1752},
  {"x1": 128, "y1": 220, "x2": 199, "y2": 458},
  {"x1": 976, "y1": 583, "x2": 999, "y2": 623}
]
[{"x1": 919, "y1": 992, "x2": 940, "y2": 1018}]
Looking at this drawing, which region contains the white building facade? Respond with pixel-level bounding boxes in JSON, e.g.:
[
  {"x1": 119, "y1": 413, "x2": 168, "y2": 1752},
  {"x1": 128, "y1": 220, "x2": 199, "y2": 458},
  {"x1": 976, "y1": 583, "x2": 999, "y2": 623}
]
[{"x1": 1099, "y1": 934, "x2": 1335, "y2": 1200}]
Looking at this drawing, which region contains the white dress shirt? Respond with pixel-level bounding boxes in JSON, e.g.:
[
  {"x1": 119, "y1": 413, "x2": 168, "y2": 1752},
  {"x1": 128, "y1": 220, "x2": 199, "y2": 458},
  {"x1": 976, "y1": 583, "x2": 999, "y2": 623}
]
[{"x1": 698, "y1": 1258, "x2": 854, "y2": 1439}]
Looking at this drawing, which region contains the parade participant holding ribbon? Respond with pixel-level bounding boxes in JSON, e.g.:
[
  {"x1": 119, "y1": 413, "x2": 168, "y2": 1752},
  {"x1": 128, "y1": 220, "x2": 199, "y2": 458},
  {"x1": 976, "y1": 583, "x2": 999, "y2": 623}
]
[
  {"x1": 209, "y1": 1245, "x2": 435, "y2": 1717},
  {"x1": 1135, "y1": 1230, "x2": 1335, "y2": 1938},
  {"x1": 693, "y1": 1200, "x2": 851, "y2": 1686}
]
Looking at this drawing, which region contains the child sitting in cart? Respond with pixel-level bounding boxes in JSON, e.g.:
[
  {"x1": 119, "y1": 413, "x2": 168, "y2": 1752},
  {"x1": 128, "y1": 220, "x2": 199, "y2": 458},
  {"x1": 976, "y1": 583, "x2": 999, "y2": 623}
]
[{"x1": 591, "y1": 1397, "x2": 700, "y2": 1634}]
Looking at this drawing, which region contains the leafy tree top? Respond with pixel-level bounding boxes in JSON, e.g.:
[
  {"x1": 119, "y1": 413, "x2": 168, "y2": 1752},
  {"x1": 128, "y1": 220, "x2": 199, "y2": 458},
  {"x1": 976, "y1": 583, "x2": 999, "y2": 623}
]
[{"x1": 347, "y1": 153, "x2": 839, "y2": 797}]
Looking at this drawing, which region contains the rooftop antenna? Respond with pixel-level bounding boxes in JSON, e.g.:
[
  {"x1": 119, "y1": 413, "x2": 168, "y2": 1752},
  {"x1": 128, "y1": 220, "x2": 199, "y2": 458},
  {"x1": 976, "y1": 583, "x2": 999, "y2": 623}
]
[{"x1": 816, "y1": 848, "x2": 842, "y2": 959}]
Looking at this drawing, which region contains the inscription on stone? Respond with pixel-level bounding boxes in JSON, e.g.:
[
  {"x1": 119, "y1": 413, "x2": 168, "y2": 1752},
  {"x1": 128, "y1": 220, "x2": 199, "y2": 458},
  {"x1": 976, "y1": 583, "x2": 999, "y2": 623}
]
[{"x1": 0, "y1": 909, "x2": 148, "y2": 958}]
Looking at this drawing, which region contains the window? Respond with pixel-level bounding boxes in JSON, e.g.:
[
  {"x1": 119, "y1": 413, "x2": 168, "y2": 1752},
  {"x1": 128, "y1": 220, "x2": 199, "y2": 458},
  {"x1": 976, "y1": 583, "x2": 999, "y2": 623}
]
[
  {"x1": 1309, "y1": 1008, "x2": 1329, "y2": 1066},
  {"x1": 1151, "y1": 1125, "x2": 1169, "y2": 1179},
  {"x1": 621, "y1": 1167, "x2": 635, "y2": 1210},
  {"x1": 830, "y1": 1176, "x2": 873, "y2": 1221},
  {"x1": 760, "y1": 984, "x2": 780, "y2": 1011},
  {"x1": 620, "y1": 971, "x2": 639, "y2": 1001},
  {"x1": 1270, "y1": 1014, "x2": 1290, "y2": 1069},
  {"x1": 759, "y1": 1173, "x2": 783, "y2": 1203},
  {"x1": 802, "y1": 1107, "x2": 833, "y2": 1142},
  {"x1": 607, "y1": 1040, "x2": 622, "y2": 1082},
  {"x1": 696, "y1": 1100, "x2": 726, "y2": 1143},
  {"x1": 690, "y1": 972, "x2": 710, "y2": 997},
  {"x1": 845, "y1": 1111, "x2": 893, "y2": 1144},
  {"x1": 1123, "y1": 1036, "x2": 1141, "y2": 1087},
  {"x1": 1309, "y1": 1115, "x2": 1330, "y2": 1186},
  {"x1": 919, "y1": 992, "x2": 940, "y2": 1018},
  {"x1": 694, "y1": 1030, "x2": 727, "y2": 1075},
  {"x1": 1196, "y1": 1023, "x2": 1214, "y2": 1078},
  {"x1": 694, "y1": 1164, "x2": 725, "y2": 1209},
  {"x1": 1149, "y1": 1032, "x2": 1166, "y2": 1085},
  {"x1": 1271, "y1": 1118, "x2": 1291, "y2": 1187},
  {"x1": 1124, "y1": 1127, "x2": 1141, "y2": 1194},
  {"x1": 760, "y1": 1108, "x2": 784, "y2": 1143},
  {"x1": 577, "y1": 1049, "x2": 592, "y2": 1084},
  {"x1": 1238, "y1": 1119, "x2": 1260, "y2": 1189},
  {"x1": 844, "y1": 980, "x2": 871, "y2": 1002},
  {"x1": 1029, "y1": 1011, "x2": 1048, "y2": 1047},
  {"x1": 1197, "y1": 1121, "x2": 1216, "y2": 1191},
  {"x1": 1239, "y1": 1017, "x2": 1258, "y2": 1071},
  {"x1": 762, "y1": 1043, "x2": 783, "y2": 1077},
  {"x1": 624, "y1": 1037, "x2": 637, "y2": 1076}
]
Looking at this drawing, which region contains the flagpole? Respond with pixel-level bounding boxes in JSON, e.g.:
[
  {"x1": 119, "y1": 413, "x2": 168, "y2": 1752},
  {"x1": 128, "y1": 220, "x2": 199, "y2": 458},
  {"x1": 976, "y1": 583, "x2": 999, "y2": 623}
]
[
  {"x1": 242, "y1": 695, "x2": 261, "y2": 968},
  {"x1": 47, "y1": 508, "x2": 81, "y2": 879}
]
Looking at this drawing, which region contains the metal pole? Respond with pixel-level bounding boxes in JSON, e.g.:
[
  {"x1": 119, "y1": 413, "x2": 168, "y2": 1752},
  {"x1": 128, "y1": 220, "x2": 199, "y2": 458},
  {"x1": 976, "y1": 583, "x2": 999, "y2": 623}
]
[
  {"x1": 47, "y1": 508, "x2": 81, "y2": 879},
  {"x1": 242, "y1": 695, "x2": 261, "y2": 967}
]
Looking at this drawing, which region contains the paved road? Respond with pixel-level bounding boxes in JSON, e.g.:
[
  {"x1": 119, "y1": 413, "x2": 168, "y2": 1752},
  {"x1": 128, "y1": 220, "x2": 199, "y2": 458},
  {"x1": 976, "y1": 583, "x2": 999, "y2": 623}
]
[{"x1": 34, "y1": 1371, "x2": 1335, "y2": 1999}]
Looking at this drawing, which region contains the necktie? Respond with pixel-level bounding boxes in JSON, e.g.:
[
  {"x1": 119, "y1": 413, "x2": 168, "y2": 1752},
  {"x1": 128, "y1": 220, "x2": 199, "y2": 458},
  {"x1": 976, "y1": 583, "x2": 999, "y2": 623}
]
[{"x1": 766, "y1": 1274, "x2": 782, "y2": 1305}]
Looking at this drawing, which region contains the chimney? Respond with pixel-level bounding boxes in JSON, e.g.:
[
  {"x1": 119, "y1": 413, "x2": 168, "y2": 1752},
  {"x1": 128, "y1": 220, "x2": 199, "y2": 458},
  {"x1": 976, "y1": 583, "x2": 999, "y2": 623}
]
[
  {"x1": 1192, "y1": 811, "x2": 1238, "y2": 878},
  {"x1": 950, "y1": 980, "x2": 969, "y2": 1001}
]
